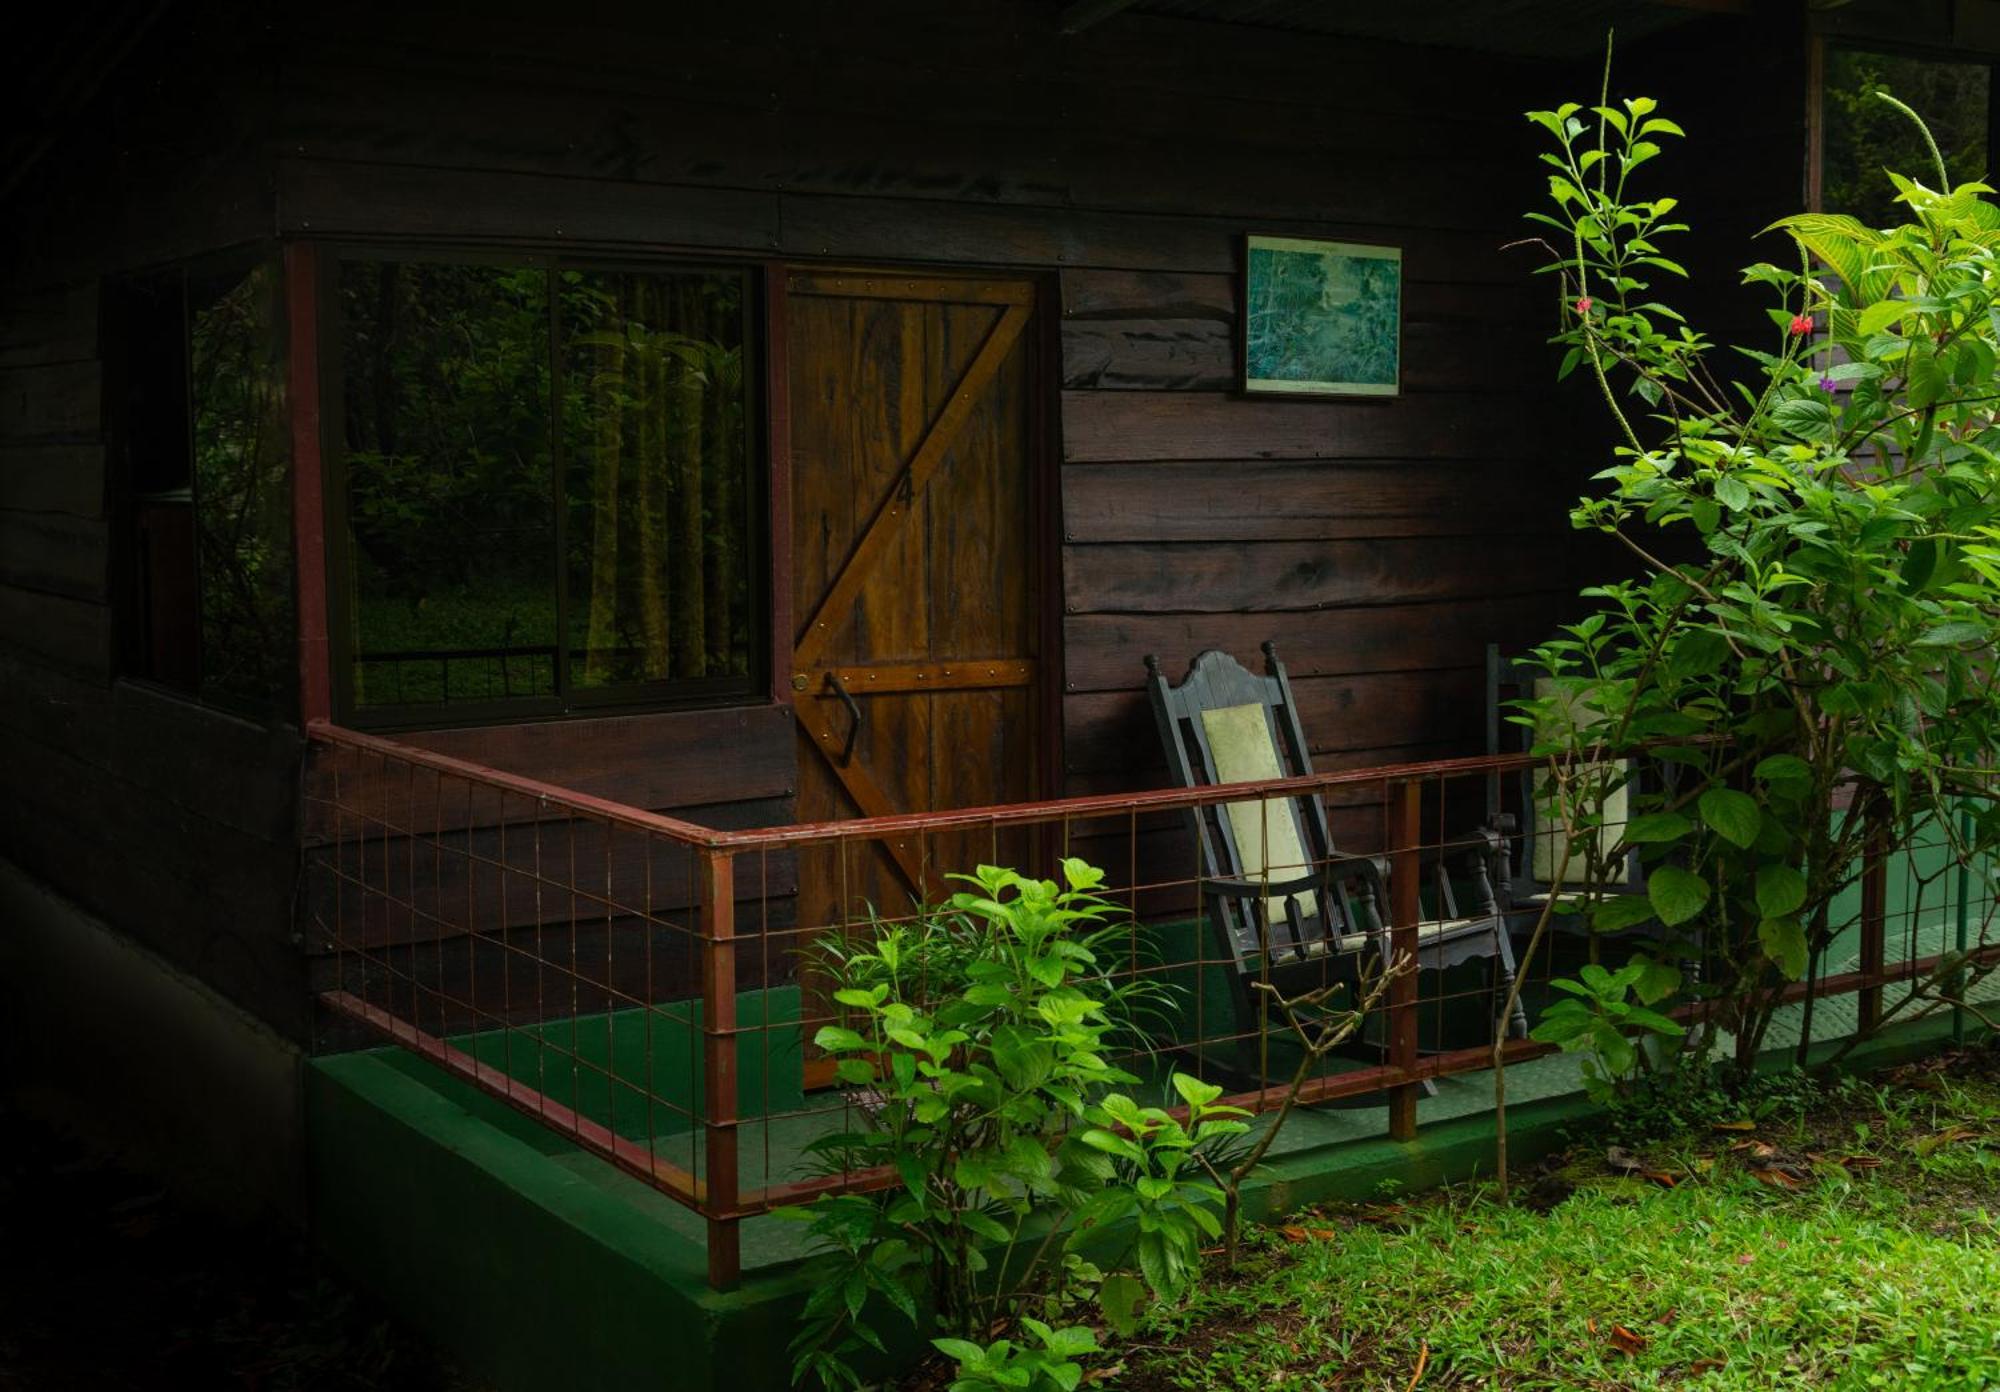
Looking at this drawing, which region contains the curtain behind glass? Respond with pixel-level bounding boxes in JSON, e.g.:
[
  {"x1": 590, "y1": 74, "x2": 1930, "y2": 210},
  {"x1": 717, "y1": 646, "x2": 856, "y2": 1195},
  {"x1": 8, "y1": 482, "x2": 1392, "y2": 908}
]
[{"x1": 561, "y1": 268, "x2": 750, "y2": 690}]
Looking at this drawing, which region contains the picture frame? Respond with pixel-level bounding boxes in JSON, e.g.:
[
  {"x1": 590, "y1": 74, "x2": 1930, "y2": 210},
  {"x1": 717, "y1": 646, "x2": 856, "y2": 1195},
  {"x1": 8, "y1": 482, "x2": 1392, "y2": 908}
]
[{"x1": 1240, "y1": 235, "x2": 1402, "y2": 398}]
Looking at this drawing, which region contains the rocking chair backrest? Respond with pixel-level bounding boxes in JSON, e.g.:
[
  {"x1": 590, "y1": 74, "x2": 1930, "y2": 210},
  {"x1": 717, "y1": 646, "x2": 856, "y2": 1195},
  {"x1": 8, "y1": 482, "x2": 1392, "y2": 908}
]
[
  {"x1": 1146, "y1": 644, "x2": 1361, "y2": 967},
  {"x1": 1485, "y1": 645, "x2": 1643, "y2": 899}
]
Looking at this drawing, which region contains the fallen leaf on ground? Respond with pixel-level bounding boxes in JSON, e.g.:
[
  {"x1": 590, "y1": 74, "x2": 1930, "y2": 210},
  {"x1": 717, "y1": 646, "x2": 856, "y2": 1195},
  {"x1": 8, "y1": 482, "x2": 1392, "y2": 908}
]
[
  {"x1": 1710, "y1": 1119, "x2": 1756, "y2": 1132},
  {"x1": 1608, "y1": 1325, "x2": 1649, "y2": 1356},
  {"x1": 1639, "y1": 1170, "x2": 1679, "y2": 1189},
  {"x1": 1280, "y1": 1223, "x2": 1337, "y2": 1242},
  {"x1": 1689, "y1": 1356, "x2": 1728, "y2": 1374},
  {"x1": 1749, "y1": 1167, "x2": 1803, "y2": 1189},
  {"x1": 1913, "y1": 1126, "x2": 1980, "y2": 1156},
  {"x1": 1838, "y1": 1154, "x2": 1885, "y2": 1171}
]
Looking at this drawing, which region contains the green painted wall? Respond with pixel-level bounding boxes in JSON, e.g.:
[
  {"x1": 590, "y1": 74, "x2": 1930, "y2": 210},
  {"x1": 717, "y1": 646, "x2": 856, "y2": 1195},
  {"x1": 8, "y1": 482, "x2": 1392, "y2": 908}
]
[{"x1": 450, "y1": 984, "x2": 804, "y2": 1141}]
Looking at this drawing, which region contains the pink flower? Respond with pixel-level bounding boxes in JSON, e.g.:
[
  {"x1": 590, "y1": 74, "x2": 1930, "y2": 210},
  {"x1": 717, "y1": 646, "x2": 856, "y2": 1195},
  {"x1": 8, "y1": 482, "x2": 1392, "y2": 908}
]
[
  {"x1": 1789, "y1": 314, "x2": 1814, "y2": 337},
  {"x1": 1575, "y1": 295, "x2": 1593, "y2": 315}
]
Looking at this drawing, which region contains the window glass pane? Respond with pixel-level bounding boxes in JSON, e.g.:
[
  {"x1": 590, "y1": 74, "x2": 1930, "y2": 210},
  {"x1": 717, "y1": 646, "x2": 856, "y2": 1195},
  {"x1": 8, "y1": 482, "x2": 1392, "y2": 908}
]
[
  {"x1": 189, "y1": 259, "x2": 295, "y2": 716},
  {"x1": 561, "y1": 268, "x2": 753, "y2": 690},
  {"x1": 113, "y1": 274, "x2": 198, "y2": 690},
  {"x1": 1824, "y1": 49, "x2": 1990, "y2": 225},
  {"x1": 338, "y1": 262, "x2": 556, "y2": 709}
]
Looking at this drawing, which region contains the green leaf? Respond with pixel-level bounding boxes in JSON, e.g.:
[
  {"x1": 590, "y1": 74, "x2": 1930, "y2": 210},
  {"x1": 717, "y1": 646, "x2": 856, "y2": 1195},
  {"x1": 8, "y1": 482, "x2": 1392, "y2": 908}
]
[
  {"x1": 1630, "y1": 953, "x2": 1682, "y2": 1006},
  {"x1": 1621, "y1": 1004, "x2": 1686, "y2": 1037},
  {"x1": 1916, "y1": 620, "x2": 1990, "y2": 647},
  {"x1": 1759, "y1": 915, "x2": 1809, "y2": 980},
  {"x1": 933, "y1": 1338, "x2": 987, "y2": 1367},
  {"x1": 812, "y1": 1025, "x2": 867, "y2": 1052},
  {"x1": 1753, "y1": 754, "x2": 1812, "y2": 788},
  {"x1": 1771, "y1": 397, "x2": 1836, "y2": 442},
  {"x1": 1169, "y1": 1073, "x2": 1222, "y2": 1108},
  {"x1": 1623, "y1": 811, "x2": 1693, "y2": 844},
  {"x1": 1042, "y1": 1325, "x2": 1098, "y2": 1358},
  {"x1": 1755, "y1": 863, "x2": 1808, "y2": 918},
  {"x1": 1099, "y1": 1272, "x2": 1146, "y2": 1337},
  {"x1": 1647, "y1": 866, "x2": 1712, "y2": 927},
  {"x1": 1593, "y1": 894, "x2": 1658, "y2": 932},
  {"x1": 1698, "y1": 787, "x2": 1763, "y2": 848},
  {"x1": 1530, "y1": 1009, "x2": 1595, "y2": 1046},
  {"x1": 1857, "y1": 298, "x2": 1911, "y2": 337}
]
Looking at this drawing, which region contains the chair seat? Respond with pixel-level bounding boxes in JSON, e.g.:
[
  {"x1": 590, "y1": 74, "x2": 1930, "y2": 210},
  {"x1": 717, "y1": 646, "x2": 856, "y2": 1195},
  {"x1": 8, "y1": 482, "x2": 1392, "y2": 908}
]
[{"x1": 1264, "y1": 914, "x2": 1500, "y2": 963}]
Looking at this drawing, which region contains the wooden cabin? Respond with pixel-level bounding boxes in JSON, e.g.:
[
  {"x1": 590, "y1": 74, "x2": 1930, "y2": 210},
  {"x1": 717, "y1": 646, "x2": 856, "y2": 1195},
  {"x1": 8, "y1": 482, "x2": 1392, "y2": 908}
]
[{"x1": 0, "y1": 0, "x2": 1993, "y2": 1383}]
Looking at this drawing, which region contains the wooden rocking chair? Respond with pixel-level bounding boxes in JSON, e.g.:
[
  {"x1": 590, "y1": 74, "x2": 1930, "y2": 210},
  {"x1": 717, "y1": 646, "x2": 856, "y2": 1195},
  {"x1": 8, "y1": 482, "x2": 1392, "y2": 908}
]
[
  {"x1": 1484, "y1": 645, "x2": 1668, "y2": 919},
  {"x1": 1146, "y1": 644, "x2": 1528, "y2": 1049}
]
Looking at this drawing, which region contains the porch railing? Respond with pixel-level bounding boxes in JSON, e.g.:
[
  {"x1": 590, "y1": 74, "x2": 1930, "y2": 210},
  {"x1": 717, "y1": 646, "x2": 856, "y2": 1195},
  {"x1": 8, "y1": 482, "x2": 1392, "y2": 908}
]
[{"x1": 301, "y1": 719, "x2": 1998, "y2": 1289}]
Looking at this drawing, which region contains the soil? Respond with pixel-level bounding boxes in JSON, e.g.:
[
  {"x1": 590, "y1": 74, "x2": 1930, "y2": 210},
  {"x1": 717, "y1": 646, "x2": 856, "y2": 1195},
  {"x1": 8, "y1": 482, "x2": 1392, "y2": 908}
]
[{"x1": 0, "y1": 1106, "x2": 487, "y2": 1392}]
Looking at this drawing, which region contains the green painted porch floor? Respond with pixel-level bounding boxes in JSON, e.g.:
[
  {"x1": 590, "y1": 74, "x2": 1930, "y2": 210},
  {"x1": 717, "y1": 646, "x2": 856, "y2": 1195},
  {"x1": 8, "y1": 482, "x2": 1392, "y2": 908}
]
[{"x1": 416, "y1": 910, "x2": 1998, "y2": 1276}]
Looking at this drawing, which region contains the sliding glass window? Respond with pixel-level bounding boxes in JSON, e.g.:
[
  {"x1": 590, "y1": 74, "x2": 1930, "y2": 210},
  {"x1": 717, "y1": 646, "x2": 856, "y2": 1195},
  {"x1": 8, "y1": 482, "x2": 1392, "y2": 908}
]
[
  {"x1": 1822, "y1": 47, "x2": 1992, "y2": 224},
  {"x1": 329, "y1": 256, "x2": 759, "y2": 724}
]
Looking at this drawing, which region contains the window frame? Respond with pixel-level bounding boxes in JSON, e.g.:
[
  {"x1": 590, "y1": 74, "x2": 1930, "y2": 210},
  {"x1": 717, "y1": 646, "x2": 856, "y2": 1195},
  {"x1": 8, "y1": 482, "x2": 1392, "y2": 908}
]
[
  {"x1": 318, "y1": 243, "x2": 768, "y2": 732},
  {"x1": 1810, "y1": 36, "x2": 2000, "y2": 215},
  {"x1": 107, "y1": 242, "x2": 299, "y2": 727}
]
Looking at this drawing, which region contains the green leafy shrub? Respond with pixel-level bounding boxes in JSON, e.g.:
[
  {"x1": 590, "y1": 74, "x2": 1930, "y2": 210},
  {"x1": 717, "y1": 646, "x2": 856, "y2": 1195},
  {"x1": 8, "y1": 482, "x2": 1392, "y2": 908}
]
[
  {"x1": 1530, "y1": 957, "x2": 1685, "y2": 1101},
  {"x1": 1518, "y1": 76, "x2": 2000, "y2": 1085},
  {"x1": 783, "y1": 860, "x2": 1249, "y2": 1391}
]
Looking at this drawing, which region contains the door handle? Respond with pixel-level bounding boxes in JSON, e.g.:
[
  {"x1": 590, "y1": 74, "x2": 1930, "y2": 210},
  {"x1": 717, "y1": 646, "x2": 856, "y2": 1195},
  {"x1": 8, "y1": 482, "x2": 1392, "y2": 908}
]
[{"x1": 825, "y1": 672, "x2": 864, "y2": 766}]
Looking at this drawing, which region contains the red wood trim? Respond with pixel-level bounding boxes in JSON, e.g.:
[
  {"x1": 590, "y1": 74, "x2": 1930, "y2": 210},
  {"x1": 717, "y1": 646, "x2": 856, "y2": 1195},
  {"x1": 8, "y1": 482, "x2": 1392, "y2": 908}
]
[
  {"x1": 1805, "y1": 32, "x2": 1826, "y2": 213},
  {"x1": 1859, "y1": 809, "x2": 1889, "y2": 1031},
  {"x1": 1385, "y1": 779, "x2": 1423, "y2": 1141},
  {"x1": 319, "y1": 989, "x2": 703, "y2": 1201},
  {"x1": 286, "y1": 242, "x2": 333, "y2": 727},
  {"x1": 1034, "y1": 272, "x2": 1064, "y2": 805},
  {"x1": 700, "y1": 849, "x2": 741, "y2": 1289},
  {"x1": 765, "y1": 261, "x2": 794, "y2": 711}
]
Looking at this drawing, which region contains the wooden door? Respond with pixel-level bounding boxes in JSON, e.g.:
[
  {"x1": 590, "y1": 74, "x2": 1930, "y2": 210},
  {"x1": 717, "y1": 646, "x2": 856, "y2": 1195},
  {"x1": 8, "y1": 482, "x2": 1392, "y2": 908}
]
[{"x1": 786, "y1": 270, "x2": 1043, "y2": 996}]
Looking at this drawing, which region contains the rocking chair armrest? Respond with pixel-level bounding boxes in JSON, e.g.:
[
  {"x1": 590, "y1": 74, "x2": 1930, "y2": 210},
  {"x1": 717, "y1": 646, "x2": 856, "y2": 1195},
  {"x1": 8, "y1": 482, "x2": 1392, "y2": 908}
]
[
  {"x1": 1199, "y1": 851, "x2": 1390, "y2": 904},
  {"x1": 1198, "y1": 873, "x2": 1323, "y2": 900}
]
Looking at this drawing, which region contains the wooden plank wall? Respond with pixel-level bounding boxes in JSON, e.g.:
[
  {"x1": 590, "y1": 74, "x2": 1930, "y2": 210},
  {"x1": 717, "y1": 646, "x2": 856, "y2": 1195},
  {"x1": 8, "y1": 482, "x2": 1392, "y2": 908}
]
[
  {"x1": 0, "y1": 273, "x2": 311, "y2": 1034},
  {"x1": 0, "y1": 0, "x2": 1789, "y2": 1037}
]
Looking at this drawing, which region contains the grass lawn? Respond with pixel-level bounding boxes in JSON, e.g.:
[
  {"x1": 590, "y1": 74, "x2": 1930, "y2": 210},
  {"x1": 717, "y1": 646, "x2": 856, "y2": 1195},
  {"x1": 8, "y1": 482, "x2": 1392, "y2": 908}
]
[{"x1": 1119, "y1": 1044, "x2": 2000, "y2": 1391}]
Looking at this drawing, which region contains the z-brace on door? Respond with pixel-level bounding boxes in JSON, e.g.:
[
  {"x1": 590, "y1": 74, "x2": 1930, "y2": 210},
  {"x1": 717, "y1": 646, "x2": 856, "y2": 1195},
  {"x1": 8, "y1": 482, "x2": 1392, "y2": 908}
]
[{"x1": 786, "y1": 271, "x2": 1043, "y2": 1073}]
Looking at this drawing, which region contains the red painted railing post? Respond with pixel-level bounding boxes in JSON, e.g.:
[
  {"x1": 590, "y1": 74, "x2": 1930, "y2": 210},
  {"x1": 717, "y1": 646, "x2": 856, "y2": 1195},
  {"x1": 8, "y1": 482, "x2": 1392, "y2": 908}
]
[
  {"x1": 1386, "y1": 779, "x2": 1422, "y2": 1141},
  {"x1": 1859, "y1": 806, "x2": 1889, "y2": 1033},
  {"x1": 701, "y1": 847, "x2": 741, "y2": 1289}
]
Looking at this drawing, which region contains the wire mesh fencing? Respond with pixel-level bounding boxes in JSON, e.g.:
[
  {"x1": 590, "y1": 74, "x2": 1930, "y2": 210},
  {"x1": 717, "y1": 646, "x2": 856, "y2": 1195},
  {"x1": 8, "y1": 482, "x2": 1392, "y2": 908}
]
[{"x1": 303, "y1": 721, "x2": 1998, "y2": 1288}]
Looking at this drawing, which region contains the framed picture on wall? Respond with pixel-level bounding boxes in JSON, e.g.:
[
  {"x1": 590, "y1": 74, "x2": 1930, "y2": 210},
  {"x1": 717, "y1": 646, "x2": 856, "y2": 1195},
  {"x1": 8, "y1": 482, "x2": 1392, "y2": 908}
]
[{"x1": 1240, "y1": 235, "x2": 1402, "y2": 397}]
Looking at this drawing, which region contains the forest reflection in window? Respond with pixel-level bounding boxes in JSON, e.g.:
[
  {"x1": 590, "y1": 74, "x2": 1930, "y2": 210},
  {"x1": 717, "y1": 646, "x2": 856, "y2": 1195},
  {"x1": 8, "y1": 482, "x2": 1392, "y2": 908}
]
[
  {"x1": 116, "y1": 257, "x2": 295, "y2": 720},
  {"x1": 335, "y1": 257, "x2": 757, "y2": 719},
  {"x1": 1823, "y1": 48, "x2": 1991, "y2": 226}
]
